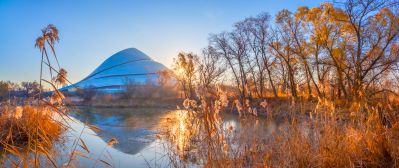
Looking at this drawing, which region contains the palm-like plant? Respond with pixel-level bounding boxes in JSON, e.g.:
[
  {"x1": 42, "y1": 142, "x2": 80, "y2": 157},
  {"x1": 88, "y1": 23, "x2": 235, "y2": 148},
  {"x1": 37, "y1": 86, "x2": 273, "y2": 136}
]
[
  {"x1": 43, "y1": 24, "x2": 60, "y2": 68},
  {"x1": 34, "y1": 24, "x2": 65, "y2": 93}
]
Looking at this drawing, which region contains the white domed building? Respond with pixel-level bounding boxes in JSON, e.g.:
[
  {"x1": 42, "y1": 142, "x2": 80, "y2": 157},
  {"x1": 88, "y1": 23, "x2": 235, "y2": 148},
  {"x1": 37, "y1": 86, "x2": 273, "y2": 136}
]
[{"x1": 61, "y1": 48, "x2": 168, "y2": 92}]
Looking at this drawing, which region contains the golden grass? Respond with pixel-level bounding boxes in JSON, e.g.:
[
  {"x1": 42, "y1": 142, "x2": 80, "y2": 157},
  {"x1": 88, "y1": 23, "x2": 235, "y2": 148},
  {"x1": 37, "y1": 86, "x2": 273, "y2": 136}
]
[
  {"x1": 0, "y1": 105, "x2": 63, "y2": 145},
  {"x1": 0, "y1": 103, "x2": 66, "y2": 167},
  {"x1": 0, "y1": 23, "x2": 117, "y2": 167},
  {"x1": 161, "y1": 95, "x2": 399, "y2": 168},
  {"x1": 0, "y1": 101, "x2": 117, "y2": 168}
]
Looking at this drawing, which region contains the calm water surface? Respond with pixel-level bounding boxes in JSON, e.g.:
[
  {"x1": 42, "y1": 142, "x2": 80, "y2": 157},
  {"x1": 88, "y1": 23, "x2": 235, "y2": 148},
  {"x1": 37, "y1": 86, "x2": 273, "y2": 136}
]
[
  {"x1": 51, "y1": 107, "x2": 277, "y2": 168},
  {"x1": 62, "y1": 107, "x2": 176, "y2": 168}
]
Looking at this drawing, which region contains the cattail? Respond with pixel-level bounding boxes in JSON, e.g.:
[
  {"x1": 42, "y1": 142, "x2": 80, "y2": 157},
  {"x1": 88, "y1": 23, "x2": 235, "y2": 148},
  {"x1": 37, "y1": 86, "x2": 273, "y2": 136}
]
[
  {"x1": 35, "y1": 36, "x2": 45, "y2": 51},
  {"x1": 260, "y1": 100, "x2": 268, "y2": 108},
  {"x1": 189, "y1": 100, "x2": 197, "y2": 108},
  {"x1": 220, "y1": 93, "x2": 229, "y2": 108},
  {"x1": 55, "y1": 68, "x2": 68, "y2": 85},
  {"x1": 253, "y1": 108, "x2": 258, "y2": 117},
  {"x1": 183, "y1": 98, "x2": 190, "y2": 109},
  {"x1": 245, "y1": 99, "x2": 250, "y2": 108},
  {"x1": 201, "y1": 99, "x2": 208, "y2": 109},
  {"x1": 214, "y1": 100, "x2": 222, "y2": 114},
  {"x1": 228, "y1": 125, "x2": 234, "y2": 132},
  {"x1": 107, "y1": 138, "x2": 118, "y2": 147},
  {"x1": 223, "y1": 142, "x2": 229, "y2": 155},
  {"x1": 234, "y1": 100, "x2": 243, "y2": 114},
  {"x1": 217, "y1": 85, "x2": 229, "y2": 108},
  {"x1": 219, "y1": 134, "x2": 225, "y2": 141}
]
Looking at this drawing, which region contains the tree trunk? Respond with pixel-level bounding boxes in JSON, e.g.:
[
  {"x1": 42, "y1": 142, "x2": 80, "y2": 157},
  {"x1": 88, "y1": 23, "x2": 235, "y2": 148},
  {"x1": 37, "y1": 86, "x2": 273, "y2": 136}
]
[{"x1": 265, "y1": 65, "x2": 278, "y2": 98}]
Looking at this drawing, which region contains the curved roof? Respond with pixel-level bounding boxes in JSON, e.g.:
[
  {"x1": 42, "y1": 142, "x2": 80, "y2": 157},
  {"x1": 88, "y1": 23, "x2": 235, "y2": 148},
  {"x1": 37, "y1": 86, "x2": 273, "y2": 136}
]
[{"x1": 62, "y1": 48, "x2": 167, "y2": 92}]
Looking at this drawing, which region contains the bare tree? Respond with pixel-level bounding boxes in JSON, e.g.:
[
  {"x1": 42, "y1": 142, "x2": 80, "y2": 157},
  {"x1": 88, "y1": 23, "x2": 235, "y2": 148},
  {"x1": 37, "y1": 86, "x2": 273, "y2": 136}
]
[
  {"x1": 236, "y1": 13, "x2": 279, "y2": 98},
  {"x1": 196, "y1": 46, "x2": 225, "y2": 90},
  {"x1": 211, "y1": 33, "x2": 249, "y2": 100}
]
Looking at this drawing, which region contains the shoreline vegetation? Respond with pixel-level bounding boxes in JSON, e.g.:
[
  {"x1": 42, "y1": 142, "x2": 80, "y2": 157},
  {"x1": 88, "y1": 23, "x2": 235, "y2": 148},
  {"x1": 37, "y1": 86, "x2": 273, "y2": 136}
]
[
  {"x1": 0, "y1": 0, "x2": 399, "y2": 167},
  {"x1": 0, "y1": 24, "x2": 74, "y2": 168},
  {"x1": 0, "y1": 25, "x2": 114, "y2": 168},
  {"x1": 158, "y1": 0, "x2": 399, "y2": 167}
]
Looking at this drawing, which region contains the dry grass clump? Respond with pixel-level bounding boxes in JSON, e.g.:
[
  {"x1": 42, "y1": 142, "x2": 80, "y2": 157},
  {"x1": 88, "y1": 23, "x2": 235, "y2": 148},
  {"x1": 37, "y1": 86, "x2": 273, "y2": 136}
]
[
  {"x1": 0, "y1": 24, "x2": 101, "y2": 168},
  {"x1": 0, "y1": 104, "x2": 64, "y2": 147},
  {"x1": 265, "y1": 117, "x2": 399, "y2": 167},
  {"x1": 258, "y1": 99, "x2": 399, "y2": 167},
  {"x1": 161, "y1": 92, "x2": 399, "y2": 167},
  {"x1": 0, "y1": 102, "x2": 113, "y2": 168},
  {"x1": 0, "y1": 103, "x2": 66, "y2": 167}
]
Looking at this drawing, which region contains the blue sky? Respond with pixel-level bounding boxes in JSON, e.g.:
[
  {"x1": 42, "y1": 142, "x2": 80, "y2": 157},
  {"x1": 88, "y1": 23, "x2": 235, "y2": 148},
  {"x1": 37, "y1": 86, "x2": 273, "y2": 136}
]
[{"x1": 0, "y1": 0, "x2": 326, "y2": 83}]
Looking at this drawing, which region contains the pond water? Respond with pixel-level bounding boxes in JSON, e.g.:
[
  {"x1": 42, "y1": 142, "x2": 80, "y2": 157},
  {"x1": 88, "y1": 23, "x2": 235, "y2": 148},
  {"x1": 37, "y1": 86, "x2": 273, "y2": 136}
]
[
  {"x1": 61, "y1": 107, "x2": 178, "y2": 168},
  {"x1": 7, "y1": 107, "x2": 278, "y2": 168}
]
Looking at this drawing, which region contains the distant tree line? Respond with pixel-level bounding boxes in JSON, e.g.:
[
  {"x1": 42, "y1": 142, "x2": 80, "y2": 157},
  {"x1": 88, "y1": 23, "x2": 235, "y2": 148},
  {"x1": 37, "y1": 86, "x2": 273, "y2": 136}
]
[
  {"x1": 0, "y1": 81, "x2": 44, "y2": 101},
  {"x1": 61, "y1": 76, "x2": 178, "y2": 105}
]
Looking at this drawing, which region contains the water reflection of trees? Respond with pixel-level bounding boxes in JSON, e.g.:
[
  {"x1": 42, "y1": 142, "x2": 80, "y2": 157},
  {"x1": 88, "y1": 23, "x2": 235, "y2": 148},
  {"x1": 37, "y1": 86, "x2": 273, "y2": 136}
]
[
  {"x1": 68, "y1": 107, "x2": 280, "y2": 165},
  {"x1": 159, "y1": 109, "x2": 279, "y2": 166},
  {"x1": 69, "y1": 107, "x2": 174, "y2": 155}
]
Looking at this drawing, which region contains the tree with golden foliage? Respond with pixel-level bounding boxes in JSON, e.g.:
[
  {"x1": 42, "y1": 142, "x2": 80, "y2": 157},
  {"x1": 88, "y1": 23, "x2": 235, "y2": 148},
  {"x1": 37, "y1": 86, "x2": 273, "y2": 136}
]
[{"x1": 177, "y1": 0, "x2": 399, "y2": 104}]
